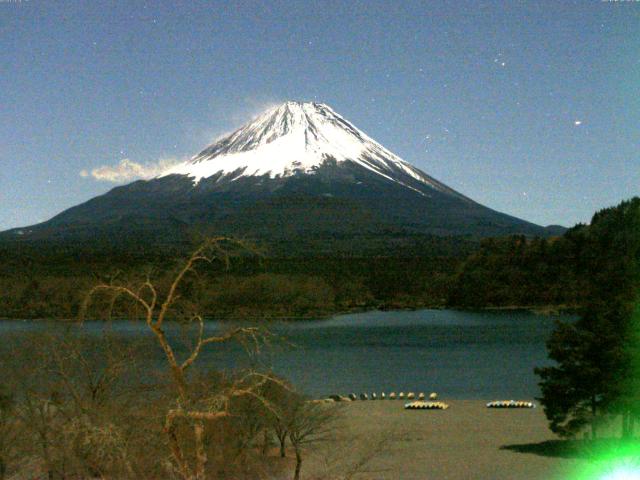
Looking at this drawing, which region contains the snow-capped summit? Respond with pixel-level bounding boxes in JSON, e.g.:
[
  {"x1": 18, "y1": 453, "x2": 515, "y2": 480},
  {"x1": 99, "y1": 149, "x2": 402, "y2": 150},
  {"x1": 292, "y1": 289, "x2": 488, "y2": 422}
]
[{"x1": 161, "y1": 101, "x2": 457, "y2": 197}]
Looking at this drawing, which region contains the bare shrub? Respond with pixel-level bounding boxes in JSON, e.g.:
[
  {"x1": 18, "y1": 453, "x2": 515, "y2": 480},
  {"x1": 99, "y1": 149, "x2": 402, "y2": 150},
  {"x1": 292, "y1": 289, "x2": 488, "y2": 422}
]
[
  {"x1": 1, "y1": 329, "x2": 158, "y2": 479},
  {"x1": 0, "y1": 385, "x2": 18, "y2": 480}
]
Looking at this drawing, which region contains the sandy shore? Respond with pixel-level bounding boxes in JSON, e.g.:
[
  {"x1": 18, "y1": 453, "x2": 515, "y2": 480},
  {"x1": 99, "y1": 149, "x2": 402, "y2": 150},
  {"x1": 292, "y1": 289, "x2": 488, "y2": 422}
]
[{"x1": 305, "y1": 399, "x2": 585, "y2": 480}]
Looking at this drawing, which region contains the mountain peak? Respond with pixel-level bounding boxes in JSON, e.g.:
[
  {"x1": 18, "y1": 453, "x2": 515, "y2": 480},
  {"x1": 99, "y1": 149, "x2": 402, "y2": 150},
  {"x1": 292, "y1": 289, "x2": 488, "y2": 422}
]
[
  {"x1": 275, "y1": 100, "x2": 329, "y2": 109},
  {"x1": 190, "y1": 100, "x2": 358, "y2": 158},
  {"x1": 160, "y1": 101, "x2": 455, "y2": 196},
  {"x1": 213, "y1": 101, "x2": 343, "y2": 154}
]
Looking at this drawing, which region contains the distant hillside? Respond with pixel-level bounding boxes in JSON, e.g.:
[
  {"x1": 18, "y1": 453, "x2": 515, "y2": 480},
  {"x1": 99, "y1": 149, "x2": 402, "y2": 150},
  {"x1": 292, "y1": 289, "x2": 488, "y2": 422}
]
[{"x1": 448, "y1": 197, "x2": 640, "y2": 310}]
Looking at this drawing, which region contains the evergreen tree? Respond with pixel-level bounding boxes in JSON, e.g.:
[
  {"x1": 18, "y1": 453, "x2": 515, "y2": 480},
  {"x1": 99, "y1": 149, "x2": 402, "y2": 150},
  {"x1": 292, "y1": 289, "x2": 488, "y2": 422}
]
[{"x1": 536, "y1": 197, "x2": 640, "y2": 438}]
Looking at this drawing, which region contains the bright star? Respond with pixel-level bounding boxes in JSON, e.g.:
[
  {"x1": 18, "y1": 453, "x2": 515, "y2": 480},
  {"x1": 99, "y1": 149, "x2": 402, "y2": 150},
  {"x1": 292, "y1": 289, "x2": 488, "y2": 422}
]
[{"x1": 574, "y1": 120, "x2": 582, "y2": 126}]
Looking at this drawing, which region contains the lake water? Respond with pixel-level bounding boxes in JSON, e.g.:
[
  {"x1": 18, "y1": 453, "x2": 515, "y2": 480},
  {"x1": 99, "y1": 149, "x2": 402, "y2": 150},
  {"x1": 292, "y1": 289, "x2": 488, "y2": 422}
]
[{"x1": 0, "y1": 309, "x2": 568, "y2": 399}]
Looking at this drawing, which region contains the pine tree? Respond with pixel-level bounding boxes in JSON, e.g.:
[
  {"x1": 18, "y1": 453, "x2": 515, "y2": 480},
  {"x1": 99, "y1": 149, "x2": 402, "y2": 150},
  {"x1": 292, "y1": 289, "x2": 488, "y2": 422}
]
[{"x1": 536, "y1": 198, "x2": 640, "y2": 438}]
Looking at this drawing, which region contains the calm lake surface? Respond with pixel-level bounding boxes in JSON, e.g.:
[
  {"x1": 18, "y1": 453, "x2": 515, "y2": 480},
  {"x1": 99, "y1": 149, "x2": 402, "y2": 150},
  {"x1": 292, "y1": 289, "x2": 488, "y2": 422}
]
[{"x1": 0, "y1": 309, "x2": 569, "y2": 399}]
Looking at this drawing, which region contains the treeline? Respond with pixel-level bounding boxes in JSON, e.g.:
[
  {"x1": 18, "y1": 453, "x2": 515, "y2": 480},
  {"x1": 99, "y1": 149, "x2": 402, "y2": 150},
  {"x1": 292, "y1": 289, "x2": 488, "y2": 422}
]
[
  {"x1": 0, "y1": 232, "x2": 473, "y2": 319},
  {"x1": 448, "y1": 198, "x2": 640, "y2": 311},
  {"x1": 2, "y1": 199, "x2": 638, "y2": 319},
  {"x1": 447, "y1": 228, "x2": 589, "y2": 309},
  {"x1": 0, "y1": 256, "x2": 459, "y2": 320}
]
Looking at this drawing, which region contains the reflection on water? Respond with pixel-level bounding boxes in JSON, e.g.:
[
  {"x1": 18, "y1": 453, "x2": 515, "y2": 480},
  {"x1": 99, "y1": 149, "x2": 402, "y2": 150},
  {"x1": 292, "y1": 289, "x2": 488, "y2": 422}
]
[{"x1": 0, "y1": 309, "x2": 571, "y2": 399}]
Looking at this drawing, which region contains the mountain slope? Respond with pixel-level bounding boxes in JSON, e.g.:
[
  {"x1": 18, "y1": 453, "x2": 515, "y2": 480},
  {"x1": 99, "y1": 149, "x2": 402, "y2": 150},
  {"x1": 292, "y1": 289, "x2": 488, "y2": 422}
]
[{"x1": 2, "y1": 101, "x2": 559, "y2": 253}]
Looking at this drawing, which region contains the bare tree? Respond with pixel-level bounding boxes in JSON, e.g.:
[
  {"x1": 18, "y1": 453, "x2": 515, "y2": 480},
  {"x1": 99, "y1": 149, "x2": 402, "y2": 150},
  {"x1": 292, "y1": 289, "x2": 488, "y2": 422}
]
[
  {"x1": 261, "y1": 375, "x2": 296, "y2": 458},
  {"x1": 81, "y1": 237, "x2": 283, "y2": 480},
  {"x1": 287, "y1": 400, "x2": 340, "y2": 480},
  {"x1": 274, "y1": 414, "x2": 290, "y2": 458}
]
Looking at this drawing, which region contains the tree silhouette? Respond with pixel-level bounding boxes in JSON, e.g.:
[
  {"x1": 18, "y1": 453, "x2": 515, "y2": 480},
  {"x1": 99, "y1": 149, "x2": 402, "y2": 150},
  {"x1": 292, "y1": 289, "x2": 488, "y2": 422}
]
[{"x1": 536, "y1": 198, "x2": 640, "y2": 438}]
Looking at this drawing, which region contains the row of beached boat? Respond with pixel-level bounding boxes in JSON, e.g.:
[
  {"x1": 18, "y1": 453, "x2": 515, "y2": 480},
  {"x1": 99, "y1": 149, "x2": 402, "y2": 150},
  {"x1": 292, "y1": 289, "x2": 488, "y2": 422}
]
[
  {"x1": 404, "y1": 400, "x2": 537, "y2": 410},
  {"x1": 325, "y1": 394, "x2": 536, "y2": 410},
  {"x1": 328, "y1": 392, "x2": 439, "y2": 402},
  {"x1": 404, "y1": 401, "x2": 449, "y2": 410},
  {"x1": 486, "y1": 400, "x2": 536, "y2": 409}
]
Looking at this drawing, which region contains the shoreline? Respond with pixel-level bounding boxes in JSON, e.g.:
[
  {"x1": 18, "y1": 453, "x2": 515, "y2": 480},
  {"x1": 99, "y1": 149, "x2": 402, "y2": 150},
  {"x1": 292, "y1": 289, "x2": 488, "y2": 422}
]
[{"x1": 0, "y1": 303, "x2": 578, "y2": 322}]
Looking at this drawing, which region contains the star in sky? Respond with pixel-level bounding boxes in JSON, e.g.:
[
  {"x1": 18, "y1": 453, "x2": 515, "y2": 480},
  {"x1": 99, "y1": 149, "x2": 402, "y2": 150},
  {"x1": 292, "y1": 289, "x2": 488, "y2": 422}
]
[{"x1": 493, "y1": 53, "x2": 506, "y2": 67}]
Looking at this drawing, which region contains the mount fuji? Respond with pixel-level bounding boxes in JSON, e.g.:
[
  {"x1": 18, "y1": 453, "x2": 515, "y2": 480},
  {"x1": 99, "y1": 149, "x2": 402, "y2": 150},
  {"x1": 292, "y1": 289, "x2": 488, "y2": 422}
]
[{"x1": 3, "y1": 102, "x2": 559, "y2": 252}]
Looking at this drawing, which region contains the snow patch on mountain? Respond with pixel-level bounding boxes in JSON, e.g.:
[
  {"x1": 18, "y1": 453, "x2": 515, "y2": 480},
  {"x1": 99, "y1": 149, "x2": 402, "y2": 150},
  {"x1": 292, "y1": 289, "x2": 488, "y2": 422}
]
[{"x1": 160, "y1": 101, "x2": 449, "y2": 195}]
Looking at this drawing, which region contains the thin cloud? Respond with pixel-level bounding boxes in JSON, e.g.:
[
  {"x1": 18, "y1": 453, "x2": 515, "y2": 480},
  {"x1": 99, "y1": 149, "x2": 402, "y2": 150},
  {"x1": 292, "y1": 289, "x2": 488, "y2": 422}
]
[
  {"x1": 82, "y1": 98, "x2": 282, "y2": 184},
  {"x1": 232, "y1": 98, "x2": 282, "y2": 125},
  {"x1": 80, "y1": 158, "x2": 184, "y2": 183},
  {"x1": 197, "y1": 98, "x2": 283, "y2": 146}
]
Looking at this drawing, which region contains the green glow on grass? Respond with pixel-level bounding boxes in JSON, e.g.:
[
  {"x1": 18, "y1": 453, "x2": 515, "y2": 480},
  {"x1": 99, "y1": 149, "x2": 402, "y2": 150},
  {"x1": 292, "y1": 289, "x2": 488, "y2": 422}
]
[{"x1": 600, "y1": 466, "x2": 640, "y2": 480}]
